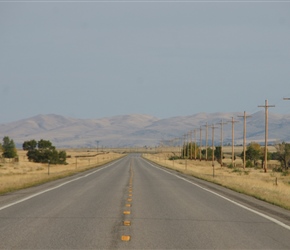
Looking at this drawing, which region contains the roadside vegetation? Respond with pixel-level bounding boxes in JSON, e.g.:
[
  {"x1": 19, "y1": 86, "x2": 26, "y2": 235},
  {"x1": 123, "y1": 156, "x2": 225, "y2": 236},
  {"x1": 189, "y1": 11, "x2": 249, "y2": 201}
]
[
  {"x1": 1, "y1": 134, "x2": 290, "y2": 210},
  {"x1": 0, "y1": 146, "x2": 124, "y2": 195},
  {"x1": 143, "y1": 144, "x2": 290, "y2": 210},
  {"x1": 23, "y1": 139, "x2": 67, "y2": 164}
]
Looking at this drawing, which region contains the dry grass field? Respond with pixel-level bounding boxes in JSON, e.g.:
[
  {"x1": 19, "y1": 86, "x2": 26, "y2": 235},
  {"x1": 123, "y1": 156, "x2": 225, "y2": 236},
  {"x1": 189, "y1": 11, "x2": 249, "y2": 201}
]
[
  {"x1": 2, "y1": 146, "x2": 289, "y2": 210},
  {"x1": 0, "y1": 149, "x2": 125, "y2": 195},
  {"x1": 143, "y1": 148, "x2": 290, "y2": 210}
]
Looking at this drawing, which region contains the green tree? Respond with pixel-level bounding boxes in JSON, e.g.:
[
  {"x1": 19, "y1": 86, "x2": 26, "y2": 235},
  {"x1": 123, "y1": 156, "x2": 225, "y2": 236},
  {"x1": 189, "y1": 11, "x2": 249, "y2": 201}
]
[
  {"x1": 1, "y1": 136, "x2": 17, "y2": 158},
  {"x1": 23, "y1": 139, "x2": 66, "y2": 164},
  {"x1": 38, "y1": 139, "x2": 54, "y2": 150},
  {"x1": 240, "y1": 142, "x2": 261, "y2": 167},
  {"x1": 182, "y1": 143, "x2": 199, "y2": 159},
  {"x1": 22, "y1": 140, "x2": 37, "y2": 151},
  {"x1": 58, "y1": 150, "x2": 67, "y2": 164},
  {"x1": 201, "y1": 147, "x2": 215, "y2": 160},
  {"x1": 214, "y1": 146, "x2": 222, "y2": 163},
  {"x1": 274, "y1": 142, "x2": 290, "y2": 170}
]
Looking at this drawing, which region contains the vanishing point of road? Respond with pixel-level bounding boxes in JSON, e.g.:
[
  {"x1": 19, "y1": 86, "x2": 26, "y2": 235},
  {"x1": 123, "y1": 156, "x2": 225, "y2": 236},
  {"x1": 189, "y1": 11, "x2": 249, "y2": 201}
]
[{"x1": 0, "y1": 154, "x2": 290, "y2": 249}]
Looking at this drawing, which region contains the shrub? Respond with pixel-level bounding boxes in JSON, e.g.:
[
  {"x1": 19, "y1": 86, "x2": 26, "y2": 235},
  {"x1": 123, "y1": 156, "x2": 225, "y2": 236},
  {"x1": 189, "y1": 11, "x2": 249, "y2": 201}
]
[
  {"x1": 169, "y1": 155, "x2": 180, "y2": 160},
  {"x1": 246, "y1": 160, "x2": 254, "y2": 168},
  {"x1": 281, "y1": 171, "x2": 289, "y2": 176}
]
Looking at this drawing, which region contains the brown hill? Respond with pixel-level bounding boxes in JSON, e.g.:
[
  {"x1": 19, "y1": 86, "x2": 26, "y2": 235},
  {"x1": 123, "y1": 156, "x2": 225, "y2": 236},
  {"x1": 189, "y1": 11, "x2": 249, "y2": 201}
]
[{"x1": 0, "y1": 112, "x2": 289, "y2": 148}]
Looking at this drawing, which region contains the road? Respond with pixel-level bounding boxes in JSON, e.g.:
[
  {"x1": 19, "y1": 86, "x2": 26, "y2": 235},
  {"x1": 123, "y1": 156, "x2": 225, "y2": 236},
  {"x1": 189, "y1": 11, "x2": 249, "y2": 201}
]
[{"x1": 0, "y1": 154, "x2": 290, "y2": 249}]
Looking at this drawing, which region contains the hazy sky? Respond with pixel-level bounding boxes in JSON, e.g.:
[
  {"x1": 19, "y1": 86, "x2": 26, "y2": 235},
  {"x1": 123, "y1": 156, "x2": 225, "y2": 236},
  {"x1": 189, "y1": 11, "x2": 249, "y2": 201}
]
[{"x1": 1, "y1": 0, "x2": 290, "y2": 123}]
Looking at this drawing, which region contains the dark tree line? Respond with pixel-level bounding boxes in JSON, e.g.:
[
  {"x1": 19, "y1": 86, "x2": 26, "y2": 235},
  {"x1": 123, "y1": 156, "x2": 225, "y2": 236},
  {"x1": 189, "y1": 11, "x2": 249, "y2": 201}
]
[
  {"x1": 181, "y1": 143, "x2": 221, "y2": 161},
  {"x1": 240, "y1": 142, "x2": 290, "y2": 170},
  {"x1": 180, "y1": 141, "x2": 290, "y2": 171}
]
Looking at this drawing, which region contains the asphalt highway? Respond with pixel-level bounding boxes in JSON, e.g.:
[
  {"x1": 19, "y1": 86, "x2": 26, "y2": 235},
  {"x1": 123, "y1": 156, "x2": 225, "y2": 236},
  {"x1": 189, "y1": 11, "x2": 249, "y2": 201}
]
[{"x1": 0, "y1": 154, "x2": 290, "y2": 249}]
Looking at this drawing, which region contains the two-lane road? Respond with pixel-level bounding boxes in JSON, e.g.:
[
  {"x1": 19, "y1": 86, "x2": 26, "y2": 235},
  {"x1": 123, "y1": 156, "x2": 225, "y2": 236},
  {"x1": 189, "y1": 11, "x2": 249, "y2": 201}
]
[{"x1": 0, "y1": 154, "x2": 290, "y2": 249}]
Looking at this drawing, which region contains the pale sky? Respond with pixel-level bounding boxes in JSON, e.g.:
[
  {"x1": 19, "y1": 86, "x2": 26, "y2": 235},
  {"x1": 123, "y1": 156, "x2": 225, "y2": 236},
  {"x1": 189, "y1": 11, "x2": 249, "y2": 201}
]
[{"x1": 1, "y1": 0, "x2": 290, "y2": 123}]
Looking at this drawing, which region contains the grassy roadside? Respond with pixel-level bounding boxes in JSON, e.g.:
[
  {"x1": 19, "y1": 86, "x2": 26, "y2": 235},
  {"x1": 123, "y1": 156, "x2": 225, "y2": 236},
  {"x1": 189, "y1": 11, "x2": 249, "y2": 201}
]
[
  {"x1": 0, "y1": 150, "x2": 125, "y2": 195},
  {"x1": 143, "y1": 153, "x2": 290, "y2": 211}
]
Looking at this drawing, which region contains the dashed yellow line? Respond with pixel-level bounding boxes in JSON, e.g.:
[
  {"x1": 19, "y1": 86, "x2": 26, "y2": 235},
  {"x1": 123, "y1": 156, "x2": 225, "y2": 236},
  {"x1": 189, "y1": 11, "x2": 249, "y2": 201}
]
[
  {"x1": 121, "y1": 162, "x2": 134, "y2": 243},
  {"x1": 121, "y1": 235, "x2": 131, "y2": 241},
  {"x1": 123, "y1": 220, "x2": 131, "y2": 226}
]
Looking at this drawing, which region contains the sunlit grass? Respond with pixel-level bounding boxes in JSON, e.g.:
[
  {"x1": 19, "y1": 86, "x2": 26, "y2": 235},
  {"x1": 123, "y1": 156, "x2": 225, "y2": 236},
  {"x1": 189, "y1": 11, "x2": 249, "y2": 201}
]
[
  {"x1": 143, "y1": 152, "x2": 290, "y2": 210},
  {"x1": 0, "y1": 149, "x2": 125, "y2": 194}
]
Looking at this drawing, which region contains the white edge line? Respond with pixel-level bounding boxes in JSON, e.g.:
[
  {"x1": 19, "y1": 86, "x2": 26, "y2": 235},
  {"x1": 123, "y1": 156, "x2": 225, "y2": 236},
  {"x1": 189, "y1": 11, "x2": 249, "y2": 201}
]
[
  {"x1": 143, "y1": 158, "x2": 290, "y2": 231},
  {"x1": 0, "y1": 158, "x2": 123, "y2": 211}
]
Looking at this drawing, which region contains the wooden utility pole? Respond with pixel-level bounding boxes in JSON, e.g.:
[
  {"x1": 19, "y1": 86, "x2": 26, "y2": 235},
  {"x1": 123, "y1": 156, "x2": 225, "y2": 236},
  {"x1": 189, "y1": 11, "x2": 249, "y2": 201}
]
[
  {"x1": 258, "y1": 100, "x2": 275, "y2": 173},
  {"x1": 199, "y1": 126, "x2": 202, "y2": 161},
  {"x1": 182, "y1": 134, "x2": 188, "y2": 170},
  {"x1": 187, "y1": 132, "x2": 190, "y2": 161},
  {"x1": 181, "y1": 136, "x2": 185, "y2": 158},
  {"x1": 283, "y1": 98, "x2": 290, "y2": 101},
  {"x1": 203, "y1": 122, "x2": 209, "y2": 161},
  {"x1": 183, "y1": 134, "x2": 187, "y2": 159},
  {"x1": 230, "y1": 117, "x2": 239, "y2": 167},
  {"x1": 180, "y1": 137, "x2": 183, "y2": 158},
  {"x1": 217, "y1": 119, "x2": 228, "y2": 167},
  {"x1": 186, "y1": 132, "x2": 189, "y2": 159},
  {"x1": 211, "y1": 124, "x2": 218, "y2": 177},
  {"x1": 189, "y1": 131, "x2": 193, "y2": 160},
  {"x1": 238, "y1": 111, "x2": 252, "y2": 169},
  {"x1": 194, "y1": 129, "x2": 197, "y2": 160}
]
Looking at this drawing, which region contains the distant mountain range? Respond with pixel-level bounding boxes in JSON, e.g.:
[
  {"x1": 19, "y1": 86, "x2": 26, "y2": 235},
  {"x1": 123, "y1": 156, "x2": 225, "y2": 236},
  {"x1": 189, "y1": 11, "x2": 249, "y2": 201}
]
[{"x1": 0, "y1": 112, "x2": 289, "y2": 148}]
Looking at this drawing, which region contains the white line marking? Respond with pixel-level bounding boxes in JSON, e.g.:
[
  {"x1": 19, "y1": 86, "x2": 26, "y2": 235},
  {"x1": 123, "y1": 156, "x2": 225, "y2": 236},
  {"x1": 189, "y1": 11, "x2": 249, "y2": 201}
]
[
  {"x1": 143, "y1": 158, "x2": 290, "y2": 231},
  {"x1": 0, "y1": 158, "x2": 123, "y2": 211}
]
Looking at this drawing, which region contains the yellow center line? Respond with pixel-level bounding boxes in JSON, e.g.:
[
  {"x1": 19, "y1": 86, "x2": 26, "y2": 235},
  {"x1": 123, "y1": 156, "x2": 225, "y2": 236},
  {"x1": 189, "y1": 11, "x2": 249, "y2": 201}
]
[
  {"x1": 123, "y1": 220, "x2": 131, "y2": 226},
  {"x1": 121, "y1": 235, "x2": 131, "y2": 241}
]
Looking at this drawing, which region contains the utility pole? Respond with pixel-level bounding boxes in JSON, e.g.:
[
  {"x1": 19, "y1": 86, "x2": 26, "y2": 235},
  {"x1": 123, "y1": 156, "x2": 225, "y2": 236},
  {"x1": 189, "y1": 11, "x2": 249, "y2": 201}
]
[
  {"x1": 217, "y1": 119, "x2": 228, "y2": 167},
  {"x1": 185, "y1": 133, "x2": 188, "y2": 170},
  {"x1": 47, "y1": 160, "x2": 50, "y2": 175},
  {"x1": 230, "y1": 117, "x2": 239, "y2": 167},
  {"x1": 203, "y1": 122, "x2": 209, "y2": 161},
  {"x1": 179, "y1": 137, "x2": 182, "y2": 158},
  {"x1": 199, "y1": 126, "x2": 202, "y2": 161},
  {"x1": 189, "y1": 131, "x2": 193, "y2": 160},
  {"x1": 283, "y1": 97, "x2": 290, "y2": 101},
  {"x1": 238, "y1": 111, "x2": 252, "y2": 169},
  {"x1": 258, "y1": 99, "x2": 275, "y2": 173},
  {"x1": 194, "y1": 129, "x2": 197, "y2": 160},
  {"x1": 187, "y1": 132, "x2": 190, "y2": 161},
  {"x1": 183, "y1": 134, "x2": 186, "y2": 159},
  {"x1": 211, "y1": 124, "x2": 218, "y2": 177}
]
